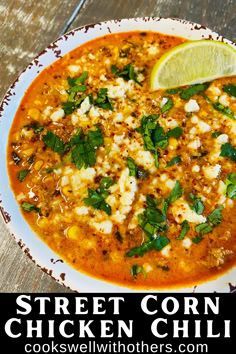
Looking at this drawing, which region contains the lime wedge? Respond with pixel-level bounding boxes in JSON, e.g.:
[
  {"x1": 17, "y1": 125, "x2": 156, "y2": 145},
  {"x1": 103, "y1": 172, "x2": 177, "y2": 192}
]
[{"x1": 150, "y1": 40, "x2": 236, "y2": 90}]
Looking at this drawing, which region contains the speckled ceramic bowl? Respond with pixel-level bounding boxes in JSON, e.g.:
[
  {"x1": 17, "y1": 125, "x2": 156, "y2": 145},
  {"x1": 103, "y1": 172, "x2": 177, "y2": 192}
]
[{"x1": 0, "y1": 17, "x2": 235, "y2": 292}]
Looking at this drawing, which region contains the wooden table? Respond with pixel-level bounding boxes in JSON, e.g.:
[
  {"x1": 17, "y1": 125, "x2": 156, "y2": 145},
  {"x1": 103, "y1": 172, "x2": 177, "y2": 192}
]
[{"x1": 0, "y1": 0, "x2": 235, "y2": 292}]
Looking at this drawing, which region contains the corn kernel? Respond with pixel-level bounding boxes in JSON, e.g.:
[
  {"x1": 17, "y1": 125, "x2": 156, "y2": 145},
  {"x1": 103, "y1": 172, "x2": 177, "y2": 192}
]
[
  {"x1": 169, "y1": 137, "x2": 178, "y2": 150},
  {"x1": 62, "y1": 185, "x2": 73, "y2": 197},
  {"x1": 28, "y1": 108, "x2": 40, "y2": 120},
  {"x1": 37, "y1": 217, "x2": 48, "y2": 229},
  {"x1": 67, "y1": 225, "x2": 80, "y2": 240},
  {"x1": 22, "y1": 148, "x2": 34, "y2": 156},
  {"x1": 34, "y1": 160, "x2": 44, "y2": 171}
]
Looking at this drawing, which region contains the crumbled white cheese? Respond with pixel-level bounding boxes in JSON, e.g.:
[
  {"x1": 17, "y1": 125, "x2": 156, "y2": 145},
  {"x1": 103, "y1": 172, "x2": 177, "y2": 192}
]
[
  {"x1": 67, "y1": 65, "x2": 81, "y2": 74},
  {"x1": 198, "y1": 120, "x2": 211, "y2": 133},
  {"x1": 113, "y1": 112, "x2": 124, "y2": 123},
  {"x1": 147, "y1": 45, "x2": 159, "y2": 55},
  {"x1": 111, "y1": 168, "x2": 137, "y2": 224},
  {"x1": 188, "y1": 138, "x2": 201, "y2": 149},
  {"x1": 171, "y1": 198, "x2": 207, "y2": 224},
  {"x1": 191, "y1": 115, "x2": 199, "y2": 124},
  {"x1": 208, "y1": 86, "x2": 221, "y2": 96},
  {"x1": 165, "y1": 179, "x2": 176, "y2": 190},
  {"x1": 160, "y1": 97, "x2": 168, "y2": 108},
  {"x1": 43, "y1": 106, "x2": 53, "y2": 117},
  {"x1": 216, "y1": 134, "x2": 229, "y2": 145},
  {"x1": 184, "y1": 99, "x2": 200, "y2": 112},
  {"x1": 192, "y1": 165, "x2": 200, "y2": 173},
  {"x1": 135, "y1": 150, "x2": 155, "y2": 170},
  {"x1": 88, "y1": 53, "x2": 95, "y2": 60},
  {"x1": 182, "y1": 238, "x2": 192, "y2": 249},
  {"x1": 77, "y1": 97, "x2": 91, "y2": 115},
  {"x1": 219, "y1": 94, "x2": 229, "y2": 107},
  {"x1": 165, "y1": 118, "x2": 178, "y2": 128},
  {"x1": 161, "y1": 244, "x2": 171, "y2": 257},
  {"x1": 75, "y1": 206, "x2": 89, "y2": 216},
  {"x1": 100, "y1": 74, "x2": 107, "y2": 81},
  {"x1": 51, "y1": 108, "x2": 65, "y2": 122},
  {"x1": 203, "y1": 164, "x2": 221, "y2": 180},
  {"x1": 89, "y1": 106, "x2": 100, "y2": 119},
  {"x1": 61, "y1": 176, "x2": 69, "y2": 186},
  {"x1": 79, "y1": 167, "x2": 96, "y2": 181},
  {"x1": 92, "y1": 220, "x2": 113, "y2": 234},
  {"x1": 160, "y1": 173, "x2": 168, "y2": 182}
]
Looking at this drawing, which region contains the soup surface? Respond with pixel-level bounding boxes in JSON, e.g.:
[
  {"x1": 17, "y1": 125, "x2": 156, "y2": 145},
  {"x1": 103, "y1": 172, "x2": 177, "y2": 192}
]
[{"x1": 8, "y1": 31, "x2": 236, "y2": 288}]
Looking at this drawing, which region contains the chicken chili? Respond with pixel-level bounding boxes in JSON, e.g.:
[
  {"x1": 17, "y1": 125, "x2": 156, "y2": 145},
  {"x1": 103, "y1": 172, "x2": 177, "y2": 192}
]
[{"x1": 8, "y1": 32, "x2": 236, "y2": 288}]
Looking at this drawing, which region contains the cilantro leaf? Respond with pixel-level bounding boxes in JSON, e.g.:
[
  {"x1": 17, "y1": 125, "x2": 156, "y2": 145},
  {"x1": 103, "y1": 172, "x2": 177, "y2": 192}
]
[
  {"x1": 167, "y1": 155, "x2": 181, "y2": 167},
  {"x1": 180, "y1": 83, "x2": 209, "y2": 100},
  {"x1": 111, "y1": 64, "x2": 140, "y2": 84},
  {"x1": 166, "y1": 88, "x2": 182, "y2": 94},
  {"x1": 167, "y1": 126, "x2": 183, "y2": 139},
  {"x1": 43, "y1": 131, "x2": 65, "y2": 154},
  {"x1": 211, "y1": 131, "x2": 223, "y2": 138},
  {"x1": 131, "y1": 264, "x2": 144, "y2": 277},
  {"x1": 212, "y1": 102, "x2": 235, "y2": 120},
  {"x1": 195, "y1": 222, "x2": 213, "y2": 235},
  {"x1": 167, "y1": 181, "x2": 183, "y2": 204},
  {"x1": 17, "y1": 169, "x2": 30, "y2": 182},
  {"x1": 226, "y1": 173, "x2": 236, "y2": 199},
  {"x1": 189, "y1": 193, "x2": 204, "y2": 215},
  {"x1": 223, "y1": 84, "x2": 236, "y2": 97},
  {"x1": 126, "y1": 235, "x2": 170, "y2": 257},
  {"x1": 21, "y1": 202, "x2": 40, "y2": 213},
  {"x1": 67, "y1": 71, "x2": 88, "y2": 86},
  {"x1": 71, "y1": 127, "x2": 103, "y2": 169},
  {"x1": 177, "y1": 220, "x2": 190, "y2": 240},
  {"x1": 94, "y1": 88, "x2": 113, "y2": 110},
  {"x1": 161, "y1": 97, "x2": 174, "y2": 113},
  {"x1": 127, "y1": 157, "x2": 148, "y2": 179},
  {"x1": 220, "y1": 143, "x2": 236, "y2": 161},
  {"x1": 83, "y1": 177, "x2": 113, "y2": 215},
  {"x1": 207, "y1": 205, "x2": 223, "y2": 226}
]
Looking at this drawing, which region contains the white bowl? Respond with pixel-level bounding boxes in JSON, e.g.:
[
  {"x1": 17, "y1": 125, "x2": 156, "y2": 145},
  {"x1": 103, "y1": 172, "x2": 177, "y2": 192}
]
[{"x1": 0, "y1": 17, "x2": 235, "y2": 293}]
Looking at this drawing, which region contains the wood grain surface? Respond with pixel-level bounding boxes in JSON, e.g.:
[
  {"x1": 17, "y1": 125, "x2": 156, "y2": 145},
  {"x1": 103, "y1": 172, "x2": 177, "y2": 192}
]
[{"x1": 0, "y1": 0, "x2": 235, "y2": 292}]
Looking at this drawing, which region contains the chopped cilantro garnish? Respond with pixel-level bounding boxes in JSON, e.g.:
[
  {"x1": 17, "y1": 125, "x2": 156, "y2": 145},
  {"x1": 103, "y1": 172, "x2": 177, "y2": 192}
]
[
  {"x1": 17, "y1": 169, "x2": 30, "y2": 182},
  {"x1": 195, "y1": 223, "x2": 213, "y2": 236},
  {"x1": 193, "y1": 205, "x2": 223, "y2": 242},
  {"x1": 126, "y1": 235, "x2": 170, "y2": 257},
  {"x1": 71, "y1": 127, "x2": 104, "y2": 169},
  {"x1": 127, "y1": 157, "x2": 149, "y2": 179},
  {"x1": 223, "y1": 84, "x2": 236, "y2": 97},
  {"x1": 83, "y1": 177, "x2": 113, "y2": 215},
  {"x1": 167, "y1": 181, "x2": 183, "y2": 204},
  {"x1": 167, "y1": 155, "x2": 181, "y2": 167},
  {"x1": 94, "y1": 88, "x2": 113, "y2": 110},
  {"x1": 111, "y1": 64, "x2": 140, "y2": 84},
  {"x1": 21, "y1": 202, "x2": 40, "y2": 213},
  {"x1": 212, "y1": 102, "x2": 235, "y2": 120},
  {"x1": 62, "y1": 72, "x2": 89, "y2": 115},
  {"x1": 161, "y1": 97, "x2": 174, "y2": 114},
  {"x1": 207, "y1": 205, "x2": 223, "y2": 226},
  {"x1": 220, "y1": 142, "x2": 236, "y2": 161},
  {"x1": 130, "y1": 264, "x2": 144, "y2": 277},
  {"x1": 166, "y1": 88, "x2": 182, "y2": 95},
  {"x1": 43, "y1": 131, "x2": 65, "y2": 154},
  {"x1": 167, "y1": 126, "x2": 183, "y2": 139},
  {"x1": 177, "y1": 220, "x2": 190, "y2": 240},
  {"x1": 211, "y1": 131, "x2": 223, "y2": 138},
  {"x1": 189, "y1": 193, "x2": 204, "y2": 215},
  {"x1": 180, "y1": 83, "x2": 209, "y2": 100},
  {"x1": 226, "y1": 173, "x2": 236, "y2": 199}
]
